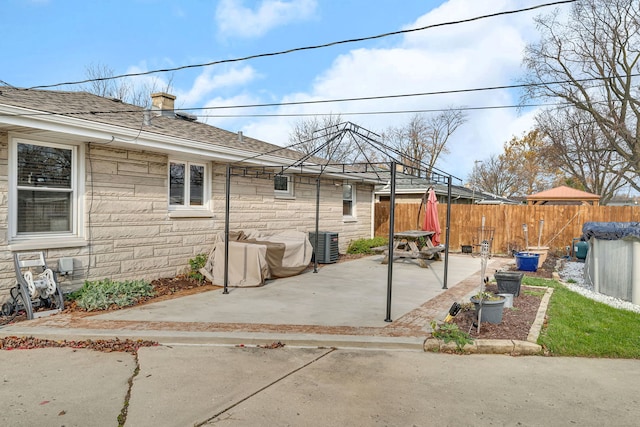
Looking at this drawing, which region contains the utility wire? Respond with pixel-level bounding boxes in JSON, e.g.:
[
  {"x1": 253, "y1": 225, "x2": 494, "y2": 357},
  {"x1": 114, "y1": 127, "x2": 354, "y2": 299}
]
[
  {"x1": 0, "y1": 101, "x2": 569, "y2": 120},
  {"x1": 186, "y1": 73, "x2": 639, "y2": 111},
  {"x1": 0, "y1": 79, "x2": 18, "y2": 88},
  {"x1": 27, "y1": 0, "x2": 576, "y2": 90},
  {"x1": 4, "y1": 69, "x2": 631, "y2": 119},
  {"x1": 193, "y1": 103, "x2": 571, "y2": 118}
]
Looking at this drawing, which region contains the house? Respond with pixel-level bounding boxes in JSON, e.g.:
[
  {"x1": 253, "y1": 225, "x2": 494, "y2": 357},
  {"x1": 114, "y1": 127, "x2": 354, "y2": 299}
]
[
  {"x1": 603, "y1": 195, "x2": 639, "y2": 206},
  {"x1": 374, "y1": 171, "x2": 519, "y2": 205},
  {"x1": 0, "y1": 88, "x2": 377, "y2": 293}
]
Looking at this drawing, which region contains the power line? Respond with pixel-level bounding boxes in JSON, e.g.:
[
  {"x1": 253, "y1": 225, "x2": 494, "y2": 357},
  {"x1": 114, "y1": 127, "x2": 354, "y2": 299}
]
[
  {"x1": 4, "y1": 70, "x2": 630, "y2": 119},
  {"x1": 159, "y1": 74, "x2": 639, "y2": 112},
  {"x1": 193, "y1": 103, "x2": 571, "y2": 118},
  {"x1": 134, "y1": 79, "x2": 603, "y2": 112},
  {"x1": 0, "y1": 79, "x2": 17, "y2": 88},
  {"x1": 0, "y1": 97, "x2": 570, "y2": 119},
  {"x1": 27, "y1": 0, "x2": 576, "y2": 90}
]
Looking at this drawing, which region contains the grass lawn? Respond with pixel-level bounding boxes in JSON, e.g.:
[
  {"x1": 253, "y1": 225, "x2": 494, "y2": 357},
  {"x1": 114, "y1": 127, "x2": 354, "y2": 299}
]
[{"x1": 525, "y1": 277, "x2": 640, "y2": 358}]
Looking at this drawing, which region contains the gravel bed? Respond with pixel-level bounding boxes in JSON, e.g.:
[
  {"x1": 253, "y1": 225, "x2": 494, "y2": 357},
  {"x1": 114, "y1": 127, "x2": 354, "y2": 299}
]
[{"x1": 558, "y1": 259, "x2": 640, "y2": 314}]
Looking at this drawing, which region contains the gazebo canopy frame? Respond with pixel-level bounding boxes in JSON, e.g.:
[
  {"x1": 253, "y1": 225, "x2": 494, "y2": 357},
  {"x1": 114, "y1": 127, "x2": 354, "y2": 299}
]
[{"x1": 221, "y1": 122, "x2": 460, "y2": 322}]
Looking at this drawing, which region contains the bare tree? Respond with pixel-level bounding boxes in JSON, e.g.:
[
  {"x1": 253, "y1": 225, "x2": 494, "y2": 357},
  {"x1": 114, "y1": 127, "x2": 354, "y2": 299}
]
[
  {"x1": 382, "y1": 110, "x2": 466, "y2": 176},
  {"x1": 80, "y1": 62, "x2": 173, "y2": 108},
  {"x1": 470, "y1": 154, "x2": 519, "y2": 198},
  {"x1": 536, "y1": 107, "x2": 628, "y2": 203},
  {"x1": 521, "y1": 0, "x2": 640, "y2": 192},
  {"x1": 289, "y1": 115, "x2": 364, "y2": 163}
]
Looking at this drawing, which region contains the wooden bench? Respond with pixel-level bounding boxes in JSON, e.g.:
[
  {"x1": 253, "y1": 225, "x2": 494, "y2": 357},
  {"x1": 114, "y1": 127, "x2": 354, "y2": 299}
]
[{"x1": 420, "y1": 245, "x2": 446, "y2": 261}]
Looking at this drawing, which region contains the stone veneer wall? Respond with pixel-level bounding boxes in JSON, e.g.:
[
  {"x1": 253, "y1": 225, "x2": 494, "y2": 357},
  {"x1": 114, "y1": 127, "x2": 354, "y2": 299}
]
[
  {"x1": 0, "y1": 140, "x2": 372, "y2": 295},
  {"x1": 210, "y1": 164, "x2": 372, "y2": 252}
]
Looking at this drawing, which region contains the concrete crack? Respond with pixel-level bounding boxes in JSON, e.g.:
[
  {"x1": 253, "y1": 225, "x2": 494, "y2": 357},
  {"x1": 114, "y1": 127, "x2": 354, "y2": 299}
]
[
  {"x1": 196, "y1": 347, "x2": 337, "y2": 426},
  {"x1": 118, "y1": 352, "x2": 141, "y2": 426}
]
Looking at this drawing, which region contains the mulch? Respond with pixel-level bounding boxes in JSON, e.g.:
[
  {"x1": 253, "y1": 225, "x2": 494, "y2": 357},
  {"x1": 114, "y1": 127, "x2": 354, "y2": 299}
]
[
  {"x1": 449, "y1": 283, "x2": 544, "y2": 341},
  {"x1": 0, "y1": 336, "x2": 158, "y2": 354},
  {"x1": 448, "y1": 253, "x2": 557, "y2": 340}
]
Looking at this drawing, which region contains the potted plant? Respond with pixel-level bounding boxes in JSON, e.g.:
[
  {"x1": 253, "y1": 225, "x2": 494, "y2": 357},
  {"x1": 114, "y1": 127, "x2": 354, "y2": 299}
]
[{"x1": 470, "y1": 291, "x2": 506, "y2": 324}]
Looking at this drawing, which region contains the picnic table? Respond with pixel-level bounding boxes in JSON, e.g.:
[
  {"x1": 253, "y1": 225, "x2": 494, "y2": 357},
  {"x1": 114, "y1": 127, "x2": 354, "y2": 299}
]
[{"x1": 377, "y1": 230, "x2": 445, "y2": 268}]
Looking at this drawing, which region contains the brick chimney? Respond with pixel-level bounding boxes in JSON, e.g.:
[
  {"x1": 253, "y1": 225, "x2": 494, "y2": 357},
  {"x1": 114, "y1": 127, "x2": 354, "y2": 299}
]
[{"x1": 150, "y1": 92, "x2": 176, "y2": 117}]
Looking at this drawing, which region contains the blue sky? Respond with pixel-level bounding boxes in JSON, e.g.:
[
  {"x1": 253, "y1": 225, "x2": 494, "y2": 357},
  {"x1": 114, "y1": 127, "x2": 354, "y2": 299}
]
[{"x1": 1, "y1": 0, "x2": 569, "y2": 181}]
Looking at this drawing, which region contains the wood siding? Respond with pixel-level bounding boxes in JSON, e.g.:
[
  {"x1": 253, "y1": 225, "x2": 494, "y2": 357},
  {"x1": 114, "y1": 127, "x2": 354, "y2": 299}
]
[{"x1": 374, "y1": 202, "x2": 640, "y2": 255}]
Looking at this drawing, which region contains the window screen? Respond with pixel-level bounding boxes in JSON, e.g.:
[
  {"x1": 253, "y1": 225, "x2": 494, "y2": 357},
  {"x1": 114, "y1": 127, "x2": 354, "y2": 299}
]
[{"x1": 16, "y1": 142, "x2": 73, "y2": 234}]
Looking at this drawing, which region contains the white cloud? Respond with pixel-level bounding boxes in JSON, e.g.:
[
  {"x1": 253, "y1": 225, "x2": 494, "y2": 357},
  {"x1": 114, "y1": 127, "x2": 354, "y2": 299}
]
[
  {"x1": 124, "y1": 63, "x2": 173, "y2": 100},
  {"x1": 230, "y1": 0, "x2": 543, "y2": 181},
  {"x1": 215, "y1": 0, "x2": 317, "y2": 39},
  {"x1": 177, "y1": 66, "x2": 258, "y2": 106},
  {"x1": 198, "y1": 92, "x2": 266, "y2": 130}
]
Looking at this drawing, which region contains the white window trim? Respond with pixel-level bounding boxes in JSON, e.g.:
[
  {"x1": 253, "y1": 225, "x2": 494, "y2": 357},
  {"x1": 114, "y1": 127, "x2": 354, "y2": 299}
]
[
  {"x1": 274, "y1": 174, "x2": 295, "y2": 199},
  {"x1": 8, "y1": 135, "x2": 86, "y2": 250},
  {"x1": 343, "y1": 182, "x2": 357, "y2": 222},
  {"x1": 168, "y1": 159, "x2": 212, "y2": 215}
]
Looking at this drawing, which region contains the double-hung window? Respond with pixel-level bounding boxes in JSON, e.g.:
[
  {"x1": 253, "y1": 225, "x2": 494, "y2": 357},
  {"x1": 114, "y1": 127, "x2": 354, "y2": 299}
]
[
  {"x1": 9, "y1": 137, "x2": 84, "y2": 248},
  {"x1": 169, "y1": 160, "x2": 210, "y2": 213},
  {"x1": 343, "y1": 183, "x2": 356, "y2": 219}
]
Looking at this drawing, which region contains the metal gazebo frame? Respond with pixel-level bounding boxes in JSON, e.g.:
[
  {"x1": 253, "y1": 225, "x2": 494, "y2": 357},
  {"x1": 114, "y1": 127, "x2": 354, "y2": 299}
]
[{"x1": 219, "y1": 122, "x2": 460, "y2": 322}]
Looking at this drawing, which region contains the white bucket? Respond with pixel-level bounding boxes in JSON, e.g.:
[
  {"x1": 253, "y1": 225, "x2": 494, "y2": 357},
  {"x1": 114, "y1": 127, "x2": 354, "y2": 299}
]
[{"x1": 498, "y1": 293, "x2": 514, "y2": 308}]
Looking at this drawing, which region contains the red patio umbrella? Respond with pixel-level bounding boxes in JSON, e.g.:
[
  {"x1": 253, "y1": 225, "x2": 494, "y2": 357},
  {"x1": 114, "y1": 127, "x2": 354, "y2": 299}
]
[{"x1": 422, "y1": 188, "x2": 441, "y2": 246}]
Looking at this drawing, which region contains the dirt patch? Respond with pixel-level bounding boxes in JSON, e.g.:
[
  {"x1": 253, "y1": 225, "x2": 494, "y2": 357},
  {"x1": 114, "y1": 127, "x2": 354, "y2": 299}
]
[
  {"x1": 449, "y1": 284, "x2": 545, "y2": 341},
  {"x1": 448, "y1": 253, "x2": 556, "y2": 340},
  {"x1": 62, "y1": 276, "x2": 220, "y2": 314}
]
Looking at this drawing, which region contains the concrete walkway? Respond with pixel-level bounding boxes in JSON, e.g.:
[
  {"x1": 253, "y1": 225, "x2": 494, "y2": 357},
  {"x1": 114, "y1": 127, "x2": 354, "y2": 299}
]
[
  {"x1": 1, "y1": 254, "x2": 512, "y2": 349},
  {"x1": 3, "y1": 254, "x2": 639, "y2": 426},
  {"x1": 2, "y1": 345, "x2": 639, "y2": 426}
]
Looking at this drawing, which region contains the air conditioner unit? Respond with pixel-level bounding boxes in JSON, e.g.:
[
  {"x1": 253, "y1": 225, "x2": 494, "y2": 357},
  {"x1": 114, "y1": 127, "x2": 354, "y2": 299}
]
[{"x1": 309, "y1": 231, "x2": 339, "y2": 264}]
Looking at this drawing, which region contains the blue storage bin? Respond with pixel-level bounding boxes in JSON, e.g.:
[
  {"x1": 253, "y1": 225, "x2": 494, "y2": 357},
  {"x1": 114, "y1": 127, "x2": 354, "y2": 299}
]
[{"x1": 515, "y1": 252, "x2": 539, "y2": 272}]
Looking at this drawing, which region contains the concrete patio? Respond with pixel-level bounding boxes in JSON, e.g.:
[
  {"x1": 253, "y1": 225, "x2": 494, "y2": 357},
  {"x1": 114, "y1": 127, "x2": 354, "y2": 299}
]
[{"x1": 1, "y1": 253, "x2": 513, "y2": 349}]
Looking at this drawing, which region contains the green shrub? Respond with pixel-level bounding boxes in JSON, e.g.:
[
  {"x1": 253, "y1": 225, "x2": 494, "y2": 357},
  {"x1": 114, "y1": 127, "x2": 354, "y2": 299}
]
[
  {"x1": 346, "y1": 236, "x2": 388, "y2": 254},
  {"x1": 430, "y1": 320, "x2": 474, "y2": 353},
  {"x1": 187, "y1": 253, "x2": 208, "y2": 282},
  {"x1": 69, "y1": 278, "x2": 155, "y2": 311}
]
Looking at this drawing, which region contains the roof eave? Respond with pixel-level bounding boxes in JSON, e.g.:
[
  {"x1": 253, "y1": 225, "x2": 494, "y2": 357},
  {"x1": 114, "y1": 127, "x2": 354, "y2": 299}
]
[{"x1": 0, "y1": 103, "x2": 306, "y2": 166}]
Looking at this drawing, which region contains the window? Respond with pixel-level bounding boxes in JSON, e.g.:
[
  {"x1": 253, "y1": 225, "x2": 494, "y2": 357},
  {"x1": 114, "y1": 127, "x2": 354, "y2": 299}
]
[
  {"x1": 169, "y1": 160, "x2": 209, "y2": 210},
  {"x1": 274, "y1": 174, "x2": 294, "y2": 198},
  {"x1": 9, "y1": 137, "x2": 84, "y2": 248},
  {"x1": 343, "y1": 183, "x2": 355, "y2": 218}
]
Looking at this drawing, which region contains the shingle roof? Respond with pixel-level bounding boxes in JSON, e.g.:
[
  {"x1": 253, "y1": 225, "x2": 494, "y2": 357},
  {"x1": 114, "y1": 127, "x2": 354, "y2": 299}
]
[
  {"x1": 0, "y1": 87, "x2": 306, "y2": 163},
  {"x1": 372, "y1": 171, "x2": 519, "y2": 203}
]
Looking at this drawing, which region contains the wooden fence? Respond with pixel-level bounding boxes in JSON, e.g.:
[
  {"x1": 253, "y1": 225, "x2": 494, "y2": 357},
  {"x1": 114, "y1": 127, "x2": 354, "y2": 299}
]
[{"x1": 374, "y1": 202, "x2": 640, "y2": 255}]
